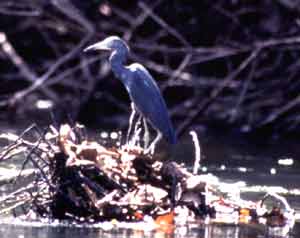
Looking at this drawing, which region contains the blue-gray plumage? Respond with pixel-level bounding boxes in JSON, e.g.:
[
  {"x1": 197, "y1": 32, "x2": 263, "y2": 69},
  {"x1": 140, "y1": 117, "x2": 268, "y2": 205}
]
[{"x1": 84, "y1": 36, "x2": 176, "y2": 151}]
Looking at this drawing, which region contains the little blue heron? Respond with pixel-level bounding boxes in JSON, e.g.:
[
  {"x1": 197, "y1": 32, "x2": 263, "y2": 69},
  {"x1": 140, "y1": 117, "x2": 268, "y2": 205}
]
[{"x1": 84, "y1": 36, "x2": 176, "y2": 153}]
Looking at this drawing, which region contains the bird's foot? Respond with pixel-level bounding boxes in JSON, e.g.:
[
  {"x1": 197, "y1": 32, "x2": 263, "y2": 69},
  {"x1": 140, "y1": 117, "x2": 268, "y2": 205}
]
[
  {"x1": 144, "y1": 132, "x2": 162, "y2": 155},
  {"x1": 144, "y1": 143, "x2": 155, "y2": 155}
]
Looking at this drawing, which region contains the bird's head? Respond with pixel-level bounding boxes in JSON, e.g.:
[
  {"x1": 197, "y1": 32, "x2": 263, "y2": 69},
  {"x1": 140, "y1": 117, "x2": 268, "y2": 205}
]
[{"x1": 84, "y1": 36, "x2": 129, "y2": 54}]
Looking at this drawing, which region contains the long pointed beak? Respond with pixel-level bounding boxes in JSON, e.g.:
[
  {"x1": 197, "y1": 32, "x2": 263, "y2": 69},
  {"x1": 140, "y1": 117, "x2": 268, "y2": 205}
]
[{"x1": 83, "y1": 42, "x2": 111, "y2": 52}]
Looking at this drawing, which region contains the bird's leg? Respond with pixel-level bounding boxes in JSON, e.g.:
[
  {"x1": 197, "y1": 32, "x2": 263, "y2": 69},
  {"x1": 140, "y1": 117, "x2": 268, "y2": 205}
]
[
  {"x1": 134, "y1": 114, "x2": 142, "y2": 146},
  {"x1": 129, "y1": 127, "x2": 142, "y2": 147},
  {"x1": 145, "y1": 130, "x2": 162, "y2": 155},
  {"x1": 126, "y1": 103, "x2": 136, "y2": 144},
  {"x1": 134, "y1": 114, "x2": 142, "y2": 132},
  {"x1": 143, "y1": 118, "x2": 150, "y2": 150}
]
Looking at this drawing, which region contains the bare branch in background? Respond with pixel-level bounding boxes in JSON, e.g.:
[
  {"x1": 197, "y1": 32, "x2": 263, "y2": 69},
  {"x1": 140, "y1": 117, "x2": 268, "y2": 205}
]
[{"x1": 0, "y1": 0, "x2": 300, "y2": 136}]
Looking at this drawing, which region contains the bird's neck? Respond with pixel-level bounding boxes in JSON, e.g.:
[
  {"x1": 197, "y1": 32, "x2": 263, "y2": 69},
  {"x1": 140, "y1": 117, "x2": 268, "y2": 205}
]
[{"x1": 110, "y1": 50, "x2": 127, "y2": 80}]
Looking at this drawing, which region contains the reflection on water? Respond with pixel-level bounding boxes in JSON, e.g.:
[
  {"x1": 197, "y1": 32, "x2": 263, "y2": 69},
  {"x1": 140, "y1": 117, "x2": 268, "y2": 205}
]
[
  {"x1": 0, "y1": 124, "x2": 300, "y2": 237},
  {"x1": 0, "y1": 222, "x2": 284, "y2": 238}
]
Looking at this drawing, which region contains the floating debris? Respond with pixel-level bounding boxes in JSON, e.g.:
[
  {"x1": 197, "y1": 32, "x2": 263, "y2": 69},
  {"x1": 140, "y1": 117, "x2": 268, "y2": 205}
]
[
  {"x1": 0, "y1": 124, "x2": 296, "y2": 236},
  {"x1": 270, "y1": 168, "x2": 277, "y2": 175},
  {"x1": 277, "y1": 158, "x2": 294, "y2": 166}
]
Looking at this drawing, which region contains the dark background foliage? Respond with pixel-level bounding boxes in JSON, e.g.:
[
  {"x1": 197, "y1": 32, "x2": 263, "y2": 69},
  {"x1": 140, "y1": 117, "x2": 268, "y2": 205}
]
[{"x1": 1, "y1": 0, "x2": 300, "y2": 138}]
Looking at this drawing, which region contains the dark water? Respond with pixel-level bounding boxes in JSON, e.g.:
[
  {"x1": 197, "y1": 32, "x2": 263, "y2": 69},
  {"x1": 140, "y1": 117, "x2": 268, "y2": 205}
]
[
  {"x1": 0, "y1": 124, "x2": 300, "y2": 237},
  {"x1": 1, "y1": 222, "x2": 299, "y2": 238}
]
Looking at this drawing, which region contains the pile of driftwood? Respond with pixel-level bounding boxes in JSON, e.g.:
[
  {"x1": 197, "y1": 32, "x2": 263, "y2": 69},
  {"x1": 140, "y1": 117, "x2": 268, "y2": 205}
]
[
  {"x1": 0, "y1": 124, "x2": 296, "y2": 235},
  {"x1": 0, "y1": 124, "x2": 211, "y2": 223}
]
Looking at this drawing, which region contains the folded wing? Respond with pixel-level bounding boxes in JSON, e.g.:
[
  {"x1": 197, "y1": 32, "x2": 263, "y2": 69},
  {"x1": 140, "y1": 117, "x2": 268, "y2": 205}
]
[{"x1": 126, "y1": 63, "x2": 177, "y2": 144}]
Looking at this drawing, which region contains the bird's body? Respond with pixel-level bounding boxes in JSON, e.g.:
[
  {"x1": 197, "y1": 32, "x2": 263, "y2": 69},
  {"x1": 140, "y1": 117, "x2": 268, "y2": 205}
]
[
  {"x1": 120, "y1": 63, "x2": 176, "y2": 144},
  {"x1": 84, "y1": 36, "x2": 176, "y2": 151}
]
